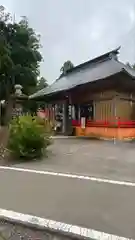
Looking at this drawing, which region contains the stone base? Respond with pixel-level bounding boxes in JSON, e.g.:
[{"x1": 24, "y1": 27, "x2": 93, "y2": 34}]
[{"x1": 75, "y1": 126, "x2": 135, "y2": 140}]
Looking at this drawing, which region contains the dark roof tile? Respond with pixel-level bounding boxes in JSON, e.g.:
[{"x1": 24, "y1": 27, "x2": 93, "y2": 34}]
[{"x1": 30, "y1": 47, "x2": 135, "y2": 99}]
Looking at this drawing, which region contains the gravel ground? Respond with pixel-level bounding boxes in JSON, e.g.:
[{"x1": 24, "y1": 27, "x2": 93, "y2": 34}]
[{"x1": 0, "y1": 220, "x2": 76, "y2": 240}]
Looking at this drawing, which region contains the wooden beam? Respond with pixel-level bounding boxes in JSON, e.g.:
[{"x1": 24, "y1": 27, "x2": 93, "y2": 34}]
[{"x1": 120, "y1": 97, "x2": 135, "y2": 102}]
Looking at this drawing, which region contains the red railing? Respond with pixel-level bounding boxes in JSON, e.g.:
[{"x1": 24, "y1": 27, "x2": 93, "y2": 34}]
[{"x1": 72, "y1": 119, "x2": 135, "y2": 127}]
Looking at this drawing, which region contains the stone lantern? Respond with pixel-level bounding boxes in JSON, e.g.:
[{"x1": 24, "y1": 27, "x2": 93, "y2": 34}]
[
  {"x1": 14, "y1": 84, "x2": 23, "y2": 96},
  {"x1": 12, "y1": 85, "x2": 28, "y2": 118}
]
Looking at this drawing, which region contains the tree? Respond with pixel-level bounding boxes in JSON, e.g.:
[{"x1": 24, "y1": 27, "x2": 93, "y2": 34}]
[
  {"x1": 0, "y1": 6, "x2": 42, "y2": 100},
  {"x1": 0, "y1": 5, "x2": 11, "y2": 22},
  {"x1": 60, "y1": 60, "x2": 74, "y2": 76},
  {"x1": 0, "y1": 8, "x2": 13, "y2": 100},
  {"x1": 126, "y1": 62, "x2": 132, "y2": 68},
  {"x1": 10, "y1": 17, "x2": 42, "y2": 94},
  {"x1": 37, "y1": 77, "x2": 48, "y2": 91},
  {"x1": 126, "y1": 62, "x2": 135, "y2": 70},
  {"x1": 132, "y1": 64, "x2": 135, "y2": 70},
  {"x1": 0, "y1": 6, "x2": 43, "y2": 123}
]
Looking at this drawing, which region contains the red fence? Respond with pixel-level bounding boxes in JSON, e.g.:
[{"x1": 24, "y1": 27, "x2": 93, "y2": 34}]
[
  {"x1": 37, "y1": 110, "x2": 135, "y2": 128},
  {"x1": 71, "y1": 119, "x2": 135, "y2": 127}
]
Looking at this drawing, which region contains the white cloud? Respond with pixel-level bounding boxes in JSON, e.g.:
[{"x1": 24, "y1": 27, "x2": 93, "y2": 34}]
[{"x1": 1, "y1": 0, "x2": 135, "y2": 83}]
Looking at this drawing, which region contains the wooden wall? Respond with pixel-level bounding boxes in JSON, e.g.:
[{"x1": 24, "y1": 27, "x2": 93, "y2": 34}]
[
  {"x1": 94, "y1": 91, "x2": 135, "y2": 121},
  {"x1": 94, "y1": 100, "x2": 114, "y2": 121},
  {"x1": 71, "y1": 88, "x2": 135, "y2": 122},
  {"x1": 116, "y1": 100, "x2": 131, "y2": 121},
  {"x1": 93, "y1": 91, "x2": 115, "y2": 121},
  {"x1": 70, "y1": 78, "x2": 135, "y2": 122}
]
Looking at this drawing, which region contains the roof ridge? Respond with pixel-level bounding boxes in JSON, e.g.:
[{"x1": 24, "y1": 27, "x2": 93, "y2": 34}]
[{"x1": 65, "y1": 47, "x2": 121, "y2": 75}]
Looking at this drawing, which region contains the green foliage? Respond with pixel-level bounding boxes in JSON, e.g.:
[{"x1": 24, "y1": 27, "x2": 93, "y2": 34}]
[
  {"x1": 0, "y1": 5, "x2": 11, "y2": 22},
  {"x1": 8, "y1": 115, "x2": 52, "y2": 159},
  {"x1": 0, "y1": 6, "x2": 43, "y2": 101},
  {"x1": 37, "y1": 77, "x2": 48, "y2": 91},
  {"x1": 60, "y1": 60, "x2": 74, "y2": 76},
  {"x1": 35, "y1": 117, "x2": 54, "y2": 134},
  {"x1": 26, "y1": 77, "x2": 48, "y2": 112},
  {"x1": 126, "y1": 62, "x2": 135, "y2": 70},
  {"x1": 0, "y1": 6, "x2": 49, "y2": 121}
]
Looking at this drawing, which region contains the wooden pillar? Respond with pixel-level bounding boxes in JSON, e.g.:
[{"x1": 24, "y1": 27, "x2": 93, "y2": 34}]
[
  {"x1": 93, "y1": 101, "x2": 96, "y2": 121},
  {"x1": 130, "y1": 94, "x2": 133, "y2": 107},
  {"x1": 62, "y1": 101, "x2": 68, "y2": 134},
  {"x1": 114, "y1": 97, "x2": 117, "y2": 122},
  {"x1": 78, "y1": 106, "x2": 80, "y2": 120}
]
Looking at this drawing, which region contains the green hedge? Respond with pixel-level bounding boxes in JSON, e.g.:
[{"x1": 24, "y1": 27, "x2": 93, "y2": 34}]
[{"x1": 8, "y1": 115, "x2": 52, "y2": 159}]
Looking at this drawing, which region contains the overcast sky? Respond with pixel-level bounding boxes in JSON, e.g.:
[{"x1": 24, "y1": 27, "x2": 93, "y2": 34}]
[{"x1": 1, "y1": 0, "x2": 135, "y2": 83}]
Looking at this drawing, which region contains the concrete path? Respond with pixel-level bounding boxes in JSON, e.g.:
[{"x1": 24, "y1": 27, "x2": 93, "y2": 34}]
[
  {"x1": 0, "y1": 167, "x2": 134, "y2": 239},
  {"x1": 14, "y1": 139, "x2": 135, "y2": 182}
]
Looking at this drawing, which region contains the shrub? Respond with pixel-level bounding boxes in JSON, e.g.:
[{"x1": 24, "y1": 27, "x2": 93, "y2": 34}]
[
  {"x1": 35, "y1": 117, "x2": 54, "y2": 133},
  {"x1": 8, "y1": 115, "x2": 52, "y2": 159}
]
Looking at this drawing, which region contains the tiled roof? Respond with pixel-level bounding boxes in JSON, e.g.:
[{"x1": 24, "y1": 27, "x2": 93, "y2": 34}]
[{"x1": 30, "y1": 47, "x2": 135, "y2": 99}]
